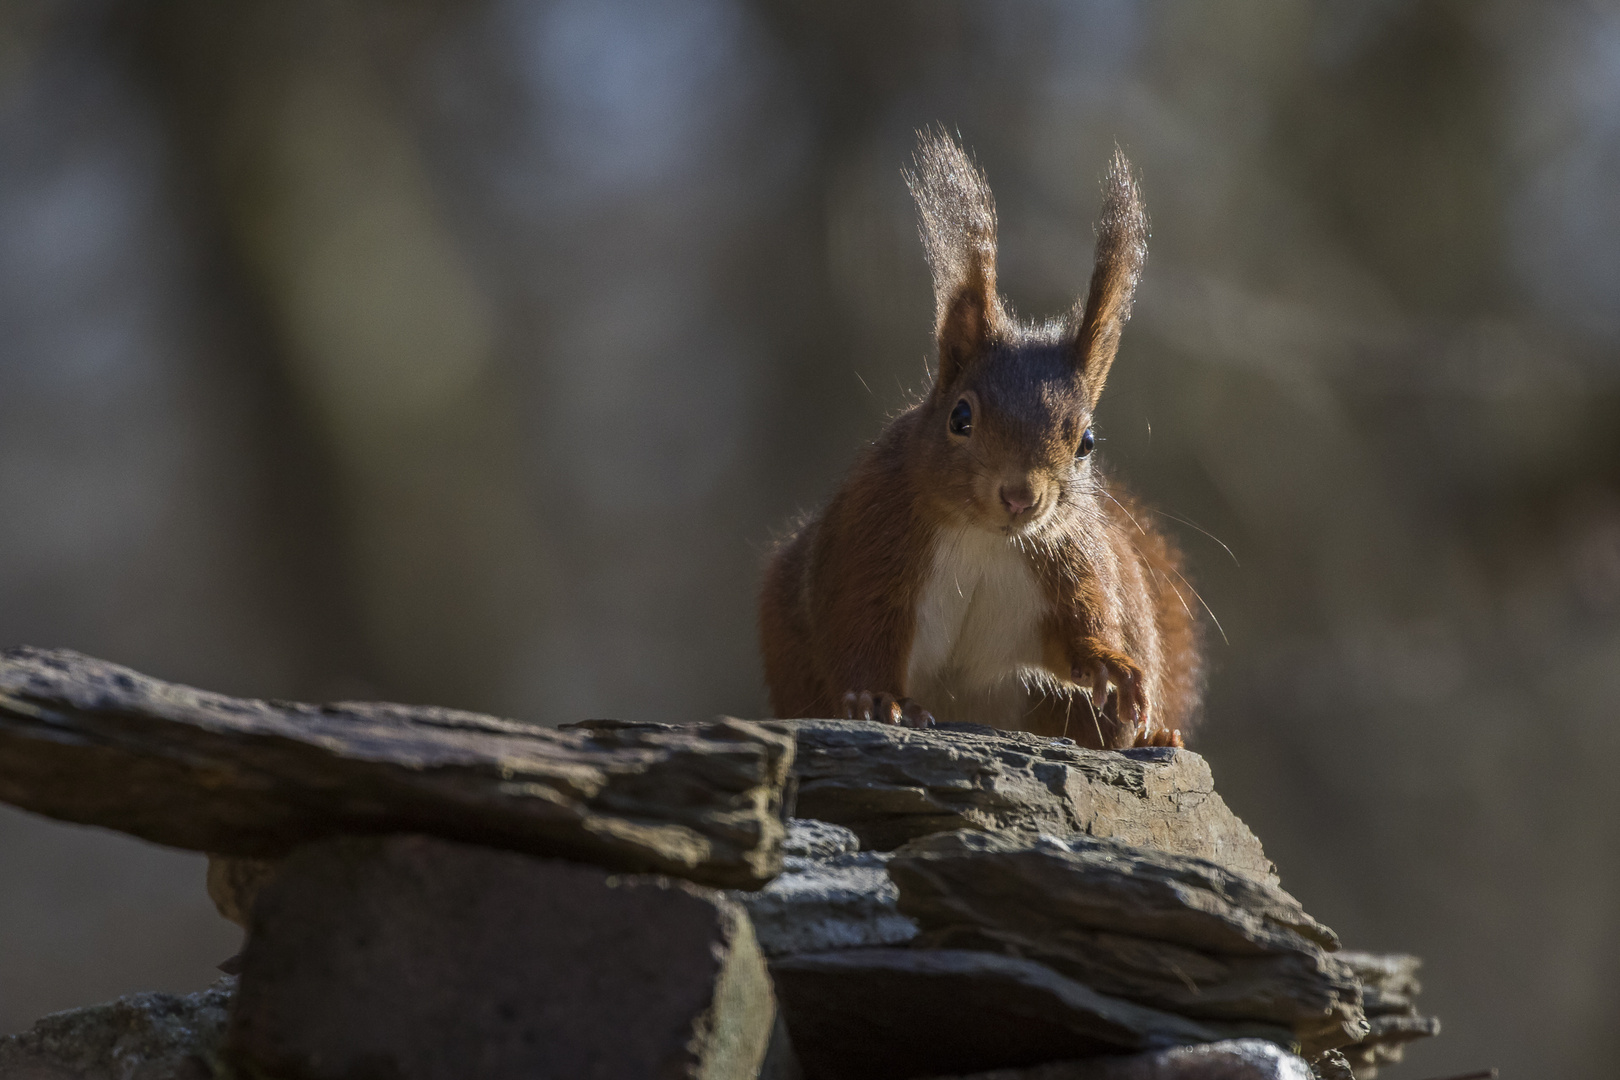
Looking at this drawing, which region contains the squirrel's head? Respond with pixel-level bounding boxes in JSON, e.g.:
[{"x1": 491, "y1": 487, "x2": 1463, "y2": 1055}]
[{"x1": 904, "y1": 130, "x2": 1148, "y2": 537}]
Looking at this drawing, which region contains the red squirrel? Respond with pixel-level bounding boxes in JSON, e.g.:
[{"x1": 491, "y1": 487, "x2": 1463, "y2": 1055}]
[{"x1": 760, "y1": 131, "x2": 1201, "y2": 750}]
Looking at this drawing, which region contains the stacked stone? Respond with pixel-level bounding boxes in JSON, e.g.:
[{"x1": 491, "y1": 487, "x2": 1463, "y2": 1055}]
[
  {"x1": 734, "y1": 723, "x2": 1421, "y2": 1080},
  {"x1": 0, "y1": 648, "x2": 1438, "y2": 1079},
  {"x1": 1333, "y1": 953, "x2": 1441, "y2": 1077},
  {"x1": 0, "y1": 648, "x2": 795, "y2": 1079}
]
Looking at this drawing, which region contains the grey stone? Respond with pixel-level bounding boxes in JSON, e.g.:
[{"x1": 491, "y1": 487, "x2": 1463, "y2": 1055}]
[
  {"x1": 731, "y1": 850, "x2": 917, "y2": 958},
  {"x1": 0, "y1": 978, "x2": 234, "y2": 1080},
  {"x1": 938, "y1": 1039, "x2": 1316, "y2": 1079},
  {"x1": 0, "y1": 648, "x2": 792, "y2": 888},
  {"x1": 228, "y1": 834, "x2": 777, "y2": 1080},
  {"x1": 1332, "y1": 952, "x2": 1439, "y2": 1077},
  {"x1": 770, "y1": 948, "x2": 1288, "y2": 1080},
  {"x1": 783, "y1": 817, "x2": 860, "y2": 860},
  {"x1": 779, "y1": 719, "x2": 1276, "y2": 881},
  {"x1": 1305, "y1": 1050, "x2": 1354, "y2": 1080},
  {"x1": 1360, "y1": 1015, "x2": 1440, "y2": 1042},
  {"x1": 889, "y1": 831, "x2": 1364, "y2": 1055}
]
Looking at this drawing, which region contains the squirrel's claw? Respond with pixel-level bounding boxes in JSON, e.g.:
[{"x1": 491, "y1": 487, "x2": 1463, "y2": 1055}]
[
  {"x1": 842, "y1": 690, "x2": 934, "y2": 729},
  {"x1": 1072, "y1": 653, "x2": 1150, "y2": 746},
  {"x1": 1116, "y1": 676, "x2": 1146, "y2": 733},
  {"x1": 1135, "y1": 723, "x2": 1184, "y2": 749},
  {"x1": 1086, "y1": 666, "x2": 1110, "y2": 714}
]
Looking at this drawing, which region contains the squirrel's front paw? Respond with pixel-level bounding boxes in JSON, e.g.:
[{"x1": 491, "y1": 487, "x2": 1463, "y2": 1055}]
[
  {"x1": 1073, "y1": 653, "x2": 1148, "y2": 738},
  {"x1": 1135, "y1": 724, "x2": 1184, "y2": 749},
  {"x1": 842, "y1": 690, "x2": 934, "y2": 728}
]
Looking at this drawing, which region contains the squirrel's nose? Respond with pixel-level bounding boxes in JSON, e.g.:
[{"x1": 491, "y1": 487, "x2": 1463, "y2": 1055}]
[{"x1": 999, "y1": 484, "x2": 1035, "y2": 516}]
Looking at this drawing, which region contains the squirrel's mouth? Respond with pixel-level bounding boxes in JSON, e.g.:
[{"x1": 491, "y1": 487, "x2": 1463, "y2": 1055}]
[
  {"x1": 997, "y1": 503, "x2": 1052, "y2": 538},
  {"x1": 962, "y1": 477, "x2": 1054, "y2": 537}
]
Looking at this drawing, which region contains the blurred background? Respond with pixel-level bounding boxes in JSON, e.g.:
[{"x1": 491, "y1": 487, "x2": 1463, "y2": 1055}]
[{"x1": 1, "y1": 0, "x2": 1617, "y2": 1074}]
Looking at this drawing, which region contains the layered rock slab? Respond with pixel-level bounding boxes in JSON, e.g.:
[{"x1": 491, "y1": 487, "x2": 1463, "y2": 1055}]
[
  {"x1": 734, "y1": 852, "x2": 918, "y2": 958},
  {"x1": 731, "y1": 817, "x2": 918, "y2": 957},
  {"x1": 781, "y1": 816, "x2": 863, "y2": 860},
  {"x1": 889, "y1": 831, "x2": 1364, "y2": 1055},
  {"x1": 228, "y1": 835, "x2": 778, "y2": 1080},
  {"x1": 771, "y1": 948, "x2": 1251, "y2": 1080},
  {"x1": 1331, "y1": 953, "x2": 1439, "y2": 1077},
  {"x1": 780, "y1": 720, "x2": 1275, "y2": 880},
  {"x1": 0, "y1": 647, "x2": 791, "y2": 888}
]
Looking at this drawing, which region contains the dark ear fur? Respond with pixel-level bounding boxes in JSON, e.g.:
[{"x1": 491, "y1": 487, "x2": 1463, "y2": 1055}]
[
  {"x1": 905, "y1": 129, "x2": 1006, "y2": 389},
  {"x1": 1071, "y1": 148, "x2": 1148, "y2": 409}
]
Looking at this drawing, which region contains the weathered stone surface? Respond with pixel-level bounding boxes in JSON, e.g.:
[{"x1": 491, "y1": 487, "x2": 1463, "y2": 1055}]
[
  {"x1": 0, "y1": 978, "x2": 234, "y2": 1079},
  {"x1": 889, "y1": 831, "x2": 1364, "y2": 1054},
  {"x1": 206, "y1": 812, "x2": 860, "y2": 940},
  {"x1": 1306, "y1": 1049, "x2": 1355, "y2": 1080},
  {"x1": 0, "y1": 648, "x2": 791, "y2": 888},
  {"x1": 0, "y1": 654, "x2": 1438, "y2": 1080},
  {"x1": 936, "y1": 1039, "x2": 1315, "y2": 1079},
  {"x1": 1332, "y1": 952, "x2": 1439, "y2": 1077},
  {"x1": 779, "y1": 720, "x2": 1275, "y2": 880},
  {"x1": 770, "y1": 948, "x2": 1284, "y2": 1080},
  {"x1": 732, "y1": 849, "x2": 917, "y2": 957},
  {"x1": 229, "y1": 834, "x2": 777, "y2": 1080},
  {"x1": 783, "y1": 817, "x2": 861, "y2": 859}
]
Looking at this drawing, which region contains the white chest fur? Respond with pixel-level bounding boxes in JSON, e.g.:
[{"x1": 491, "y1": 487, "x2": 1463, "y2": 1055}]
[{"x1": 906, "y1": 526, "x2": 1046, "y2": 712}]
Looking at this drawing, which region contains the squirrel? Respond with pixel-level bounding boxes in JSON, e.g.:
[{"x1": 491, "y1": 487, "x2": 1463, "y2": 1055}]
[{"x1": 758, "y1": 131, "x2": 1202, "y2": 750}]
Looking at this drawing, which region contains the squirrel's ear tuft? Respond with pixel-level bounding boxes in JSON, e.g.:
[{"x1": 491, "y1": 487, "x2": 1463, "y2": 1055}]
[
  {"x1": 1070, "y1": 147, "x2": 1148, "y2": 408},
  {"x1": 905, "y1": 128, "x2": 1006, "y2": 388}
]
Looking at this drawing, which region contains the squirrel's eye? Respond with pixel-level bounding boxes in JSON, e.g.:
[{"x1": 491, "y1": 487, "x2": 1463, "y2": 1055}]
[
  {"x1": 948, "y1": 398, "x2": 973, "y2": 436},
  {"x1": 1077, "y1": 427, "x2": 1096, "y2": 458}
]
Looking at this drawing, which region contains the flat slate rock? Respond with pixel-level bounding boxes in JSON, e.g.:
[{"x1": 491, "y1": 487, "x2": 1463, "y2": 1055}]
[
  {"x1": 777, "y1": 719, "x2": 1276, "y2": 880},
  {"x1": 0, "y1": 977, "x2": 234, "y2": 1080},
  {"x1": 934, "y1": 1039, "x2": 1314, "y2": 1079},
  {"x1": 731, "y1": 849, "x2": 918, "y2": 958},
  {"x1": 771, "y1": 948, "x2": 1283, "y2": 1080},
  {"x1": 0, "y1": 648, "x2": 791, "y2": 888},
  {"x1": 1333, "y1": 952, "x2": 1439, "y2": 1076},
  {"x1": 229, "y1": 835, "x2": 779, "y2": 1080},
  {"x1": 889, "y1": 831, "x2": 1364, "y2": 1055}
]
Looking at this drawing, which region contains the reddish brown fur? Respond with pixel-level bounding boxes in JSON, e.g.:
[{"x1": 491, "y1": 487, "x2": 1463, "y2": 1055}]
[{"x1": 759, "y1": 133, "x2": 1202, "y2": 748}]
